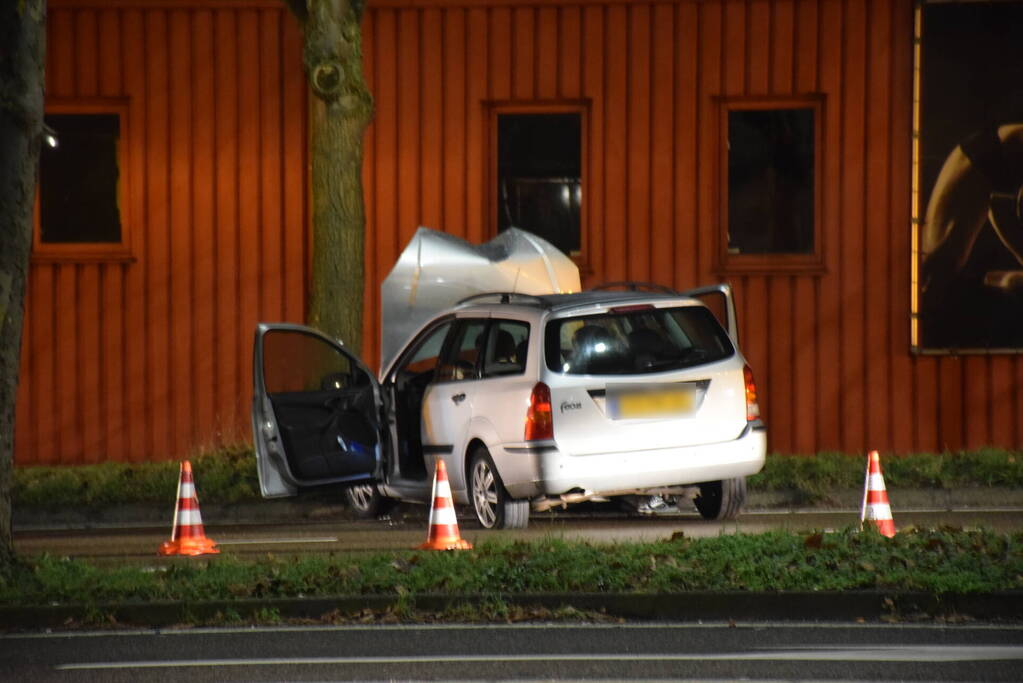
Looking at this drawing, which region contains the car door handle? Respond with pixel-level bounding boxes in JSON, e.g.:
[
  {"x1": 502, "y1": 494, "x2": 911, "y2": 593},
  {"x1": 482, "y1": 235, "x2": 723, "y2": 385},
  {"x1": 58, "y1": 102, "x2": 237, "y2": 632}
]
[{"x1": 451, "y1": 392, "x2": 466, "y2": 405}]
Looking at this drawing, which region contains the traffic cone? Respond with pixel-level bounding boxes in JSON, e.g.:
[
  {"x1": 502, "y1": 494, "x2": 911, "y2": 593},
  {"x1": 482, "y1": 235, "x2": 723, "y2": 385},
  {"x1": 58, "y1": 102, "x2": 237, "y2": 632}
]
[
  {"x1": 159, "y1": 461, "x2": 219, "y2": 556},
  {"x1": 860, "y1": 450, "x2": 896, "y2": 538},
  {"x1": 419, "y1": 458, "x2": 472, "y2": 551}
]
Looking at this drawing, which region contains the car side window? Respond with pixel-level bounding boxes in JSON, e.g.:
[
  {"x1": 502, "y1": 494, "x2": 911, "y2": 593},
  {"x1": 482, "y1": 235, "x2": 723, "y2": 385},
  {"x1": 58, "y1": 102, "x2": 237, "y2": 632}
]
[
  {"x1": 483, "y1": 320, "x2": 530, "y2": 377},
  {"x1": 262, "y1": 329, "x2": 368, "y2": 394},
  {"x1": 398, "y1": 321, "x2": 453, "y2": 381},
  {"x1": 436, "y1": 319, "x2": 488, "y2": 382}
]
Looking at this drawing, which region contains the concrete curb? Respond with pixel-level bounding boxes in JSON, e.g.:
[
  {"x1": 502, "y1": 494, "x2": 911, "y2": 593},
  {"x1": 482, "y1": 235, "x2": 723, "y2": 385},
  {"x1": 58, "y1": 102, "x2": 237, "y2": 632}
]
[
  {"x1": 14, "y1": 488, "x2": 1023, "y2": 531},
  {"x1": 2, "y1": 591, "x2": 1022, "y2": 629}
]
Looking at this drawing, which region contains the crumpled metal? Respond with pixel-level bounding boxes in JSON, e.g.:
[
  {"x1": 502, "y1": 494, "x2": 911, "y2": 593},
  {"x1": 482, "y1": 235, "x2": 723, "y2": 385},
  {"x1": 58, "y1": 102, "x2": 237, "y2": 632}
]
[{"x1": 379, "y1": 227, "x2": 580, "y2": 374}]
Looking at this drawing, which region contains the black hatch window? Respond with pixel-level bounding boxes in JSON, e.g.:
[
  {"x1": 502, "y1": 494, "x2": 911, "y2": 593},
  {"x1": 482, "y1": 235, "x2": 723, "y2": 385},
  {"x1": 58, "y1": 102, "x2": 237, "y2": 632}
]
[{"x1": 544, "y1": 305, "x2": 734, "y2": 375}]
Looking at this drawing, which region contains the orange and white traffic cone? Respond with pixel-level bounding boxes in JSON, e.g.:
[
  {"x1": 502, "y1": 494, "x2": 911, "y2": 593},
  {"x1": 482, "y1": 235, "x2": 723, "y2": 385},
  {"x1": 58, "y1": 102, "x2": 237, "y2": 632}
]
[
  {"x1": 860, "y1": 450, "x2": 896, "y2": 538},
  {"x1": 419, "y1": 458, "x2": 472, "y2": 551},
  {"x1": 159, "y1": 461, "x2": 219, "y2": 556}
]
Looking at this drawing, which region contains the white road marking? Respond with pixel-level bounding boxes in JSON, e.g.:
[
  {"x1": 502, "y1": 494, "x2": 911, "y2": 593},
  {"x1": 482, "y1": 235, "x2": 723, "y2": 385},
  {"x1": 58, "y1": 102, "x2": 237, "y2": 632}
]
[
  {"x1": 7, "y1": 622, "x2": 1023, "y2": 639},
  {"x1": 214, "y1": 537, "x2": 338, "y2": 545},
  {"x1": 57, "y1": 646, "x2": 1023, "y2": 670},
  {"x1": 745, "y1": 507, "x2": 1023, "y2": 515}
]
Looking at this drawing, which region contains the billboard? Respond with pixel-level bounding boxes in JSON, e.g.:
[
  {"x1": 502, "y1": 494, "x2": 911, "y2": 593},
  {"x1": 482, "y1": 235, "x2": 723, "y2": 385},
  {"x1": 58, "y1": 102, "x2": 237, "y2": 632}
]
[{"x1": 914, "y1": 0, "x2": 1023, "y2": 352}]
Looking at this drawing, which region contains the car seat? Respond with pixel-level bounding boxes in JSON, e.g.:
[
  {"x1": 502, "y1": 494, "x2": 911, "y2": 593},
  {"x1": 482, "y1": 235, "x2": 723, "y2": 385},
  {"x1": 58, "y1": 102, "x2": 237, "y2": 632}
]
[
  {"x1": 627, "y1": 328, "x2": 669, "y2": 369},
  {"x1": 571, "y1": 325, "x2": 626, "y2": 374},
  {"x1": 486, "y1": 329, "x2": 522, "y2": 375}
]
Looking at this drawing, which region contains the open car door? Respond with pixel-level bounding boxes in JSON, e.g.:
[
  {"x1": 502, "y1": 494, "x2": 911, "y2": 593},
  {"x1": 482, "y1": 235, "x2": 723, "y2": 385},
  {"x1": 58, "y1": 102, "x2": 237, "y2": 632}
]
[
  {"x1": 681, "y1": 283, "x2": 740, "y2": 346},
  {"x1": 252, "y1": 323, "x2": 383, "y2": 498}
]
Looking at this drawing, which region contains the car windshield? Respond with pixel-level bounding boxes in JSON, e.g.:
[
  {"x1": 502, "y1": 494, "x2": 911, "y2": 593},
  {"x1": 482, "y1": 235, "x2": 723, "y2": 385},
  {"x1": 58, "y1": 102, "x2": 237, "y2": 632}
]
[{"x1": 544, "y1": 305, "x2": 734, "y2": 375}]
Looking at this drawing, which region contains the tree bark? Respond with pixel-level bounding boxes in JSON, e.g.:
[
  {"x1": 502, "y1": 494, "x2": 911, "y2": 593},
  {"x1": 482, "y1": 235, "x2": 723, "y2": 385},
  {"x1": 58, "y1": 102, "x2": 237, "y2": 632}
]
[
  {"x1": 0, "y1": 0, "x2": 47, "y2": 565},
  {"x1": 290, "y1": 0, "x2": 373, "y2": 354}
]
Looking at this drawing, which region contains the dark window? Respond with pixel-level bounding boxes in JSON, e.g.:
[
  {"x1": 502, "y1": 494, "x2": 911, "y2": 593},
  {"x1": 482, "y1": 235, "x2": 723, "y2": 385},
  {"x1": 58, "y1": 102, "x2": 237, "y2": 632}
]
[
  {"x1": 39, "y1": 113, "x2": 122, "y2": 244},
  {"x1": 497, "y1": 113, "x2": 581, "y2": 255},
  {"x1": 436, "y1": 320, "x2": 488, "y2": 382},
  {"x1": 727, "y1": 108, "x2": 815, "y2": 255},
  {"x1": 483, "y1": 320, "x2": 529, "y2": 378}
]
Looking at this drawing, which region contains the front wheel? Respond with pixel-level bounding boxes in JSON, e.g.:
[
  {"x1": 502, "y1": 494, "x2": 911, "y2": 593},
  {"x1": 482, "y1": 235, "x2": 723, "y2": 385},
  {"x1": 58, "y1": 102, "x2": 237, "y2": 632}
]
[
  {"x1": 469, "y1": 446, "x2": 529, "y2": 529},
  {"x1": 694, "y1": 477, "x2": 747, "y2": 520},
  {"x1": 343, "y1": 481, "x2": 394, "y2": 518}
]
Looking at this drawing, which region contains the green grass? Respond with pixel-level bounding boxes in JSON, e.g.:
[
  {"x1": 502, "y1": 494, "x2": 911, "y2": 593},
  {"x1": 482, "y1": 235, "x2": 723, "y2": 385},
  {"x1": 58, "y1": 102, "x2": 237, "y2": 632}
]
[
  {"x1": 2, "y1": 529, "x2": 1020, "y2": 609},
  {"x1": 13, "y1": 445, "x2": 259, "y2": 508},
  {"x1": 13, "y1": 446, "x2": 1023, "y2": 509},
  {"x1": 748, "y1": 448, "x2": 1023, "y2": 503}
]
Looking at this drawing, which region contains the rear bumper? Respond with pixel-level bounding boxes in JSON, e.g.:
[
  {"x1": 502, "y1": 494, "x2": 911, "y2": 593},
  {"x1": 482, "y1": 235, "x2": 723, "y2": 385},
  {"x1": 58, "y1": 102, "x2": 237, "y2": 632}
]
[{"x1": 498, "y1": 425, "x2": 766, "y2": 499}]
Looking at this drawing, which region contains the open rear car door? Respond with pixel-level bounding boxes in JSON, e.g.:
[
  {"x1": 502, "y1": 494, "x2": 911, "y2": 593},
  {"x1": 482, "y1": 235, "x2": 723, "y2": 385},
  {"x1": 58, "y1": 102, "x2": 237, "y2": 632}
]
[
  {"x1": 681, "y1": 283, "x2": 740, "y2": 346},
  {"x1": 252, "y1": 323, "x2": 383, "y2": 497}
]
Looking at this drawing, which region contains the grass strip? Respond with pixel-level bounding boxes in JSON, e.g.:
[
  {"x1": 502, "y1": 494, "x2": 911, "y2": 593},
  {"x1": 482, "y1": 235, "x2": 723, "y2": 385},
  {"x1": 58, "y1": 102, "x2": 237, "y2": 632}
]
[
  {"x1": 13, "y1": 445, "x2": 260, "y2": 508},
  {"x1": 3, "y1": 528, "x2": 1021, "y2": 609},
  {"x1": 13, "y1": 447, "x2": 1023, "y2": 509},
  {"x1": 749, "y1": 448, "x2": 1023, "y2": 503}
]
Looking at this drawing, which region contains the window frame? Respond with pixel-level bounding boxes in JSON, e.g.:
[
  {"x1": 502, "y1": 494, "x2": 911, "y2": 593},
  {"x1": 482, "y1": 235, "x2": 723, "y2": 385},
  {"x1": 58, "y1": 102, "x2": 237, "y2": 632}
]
[
  {"x1": 716, "y1": 95, "x2": 825, "y2": 275},
  {"x1": 486, "y1": 100, "x2": 590, "y2": 268},
  {"x1": 33, "y1": 97, "x2": 135, "y2": 263}
]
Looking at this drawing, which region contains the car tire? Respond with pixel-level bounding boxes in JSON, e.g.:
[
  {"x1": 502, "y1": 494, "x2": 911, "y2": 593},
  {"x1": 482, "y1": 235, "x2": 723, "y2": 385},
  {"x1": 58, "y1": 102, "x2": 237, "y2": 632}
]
[
  {"x1": 469, "y1": 446, "x2": 529, "y2": 530},
  {"x1": 343, "y1": 481, "x2": 394, "y2": 518},
  {"x1": 694, "y1": 477, "x2": 746, "y2": 521}
]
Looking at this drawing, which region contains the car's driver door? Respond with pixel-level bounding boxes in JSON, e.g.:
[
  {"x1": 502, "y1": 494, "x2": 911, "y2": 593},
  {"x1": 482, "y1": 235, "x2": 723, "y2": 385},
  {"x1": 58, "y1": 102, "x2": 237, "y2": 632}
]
[{"x1": 252, "y1": 323, "x2": 383, "y2": 497}]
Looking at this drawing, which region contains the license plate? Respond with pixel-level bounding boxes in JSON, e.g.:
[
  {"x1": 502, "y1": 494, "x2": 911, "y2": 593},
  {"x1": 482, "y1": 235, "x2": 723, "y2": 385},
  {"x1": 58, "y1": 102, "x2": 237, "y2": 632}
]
[{"x1": 608, "y1": 385, "x2": 695, "y2": 419}]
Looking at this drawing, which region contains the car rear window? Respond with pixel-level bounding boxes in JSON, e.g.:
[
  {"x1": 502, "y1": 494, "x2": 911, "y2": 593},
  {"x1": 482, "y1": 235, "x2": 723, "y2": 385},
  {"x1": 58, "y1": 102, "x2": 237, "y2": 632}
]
[{"x1": 544, "y1": 305, "x2": 734, "y2": 375}]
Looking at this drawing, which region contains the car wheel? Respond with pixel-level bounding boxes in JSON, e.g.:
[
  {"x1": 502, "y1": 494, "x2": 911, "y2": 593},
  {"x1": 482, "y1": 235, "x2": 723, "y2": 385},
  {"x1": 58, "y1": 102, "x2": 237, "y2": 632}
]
[
  {"x1": 694, "y1": 477, "x2": 746, "y2": 521},
  {"x1": 469, "y1": 446, "x2": 529, "y2": 529},
  {"x1": 343, "y1": 481, "x2": 393, "y2": 518}
]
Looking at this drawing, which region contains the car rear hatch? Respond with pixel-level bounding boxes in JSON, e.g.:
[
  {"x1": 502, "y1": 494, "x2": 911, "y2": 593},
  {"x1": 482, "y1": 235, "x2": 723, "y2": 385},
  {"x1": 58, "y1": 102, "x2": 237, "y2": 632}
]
[{"x1": 542, "y1": 301, "x2": 749, "y2": 455}]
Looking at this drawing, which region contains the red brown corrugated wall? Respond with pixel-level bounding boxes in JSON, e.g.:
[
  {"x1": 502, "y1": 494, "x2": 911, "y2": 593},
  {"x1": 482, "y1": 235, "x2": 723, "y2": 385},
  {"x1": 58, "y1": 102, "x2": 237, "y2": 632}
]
[
  {"x1": 17, "y1": 0, "x2": 308, "y2": 464},
  {"x1": 16, "y1": 0, "x2": 1023, "y2": 466}
]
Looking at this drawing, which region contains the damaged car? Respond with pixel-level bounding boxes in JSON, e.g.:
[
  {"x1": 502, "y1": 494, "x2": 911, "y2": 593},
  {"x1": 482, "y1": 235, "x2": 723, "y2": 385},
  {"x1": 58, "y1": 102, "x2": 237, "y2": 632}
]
[{"x1": 252, "y1": 228, "x2": 766, "y2": 529}]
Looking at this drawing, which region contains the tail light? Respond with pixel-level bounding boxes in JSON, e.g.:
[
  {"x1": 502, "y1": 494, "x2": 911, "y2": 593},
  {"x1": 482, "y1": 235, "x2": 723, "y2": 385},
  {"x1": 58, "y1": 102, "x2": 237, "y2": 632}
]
[
  {"x1": 525, "y1": 382, "x2": 554, "y2": 441},
  {"x1": 743, "y1": 365, "x2": 761, "y2": 422}
]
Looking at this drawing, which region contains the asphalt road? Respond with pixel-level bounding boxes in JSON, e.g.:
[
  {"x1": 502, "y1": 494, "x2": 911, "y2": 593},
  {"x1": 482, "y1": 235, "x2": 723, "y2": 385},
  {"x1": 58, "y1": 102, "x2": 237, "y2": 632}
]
[
  {"x1": 13, "y1": 507, "x2": 1023, "y2": 562},
  {"x1": 3, "y1": 622, "x2": 1022, "y2": 681}
]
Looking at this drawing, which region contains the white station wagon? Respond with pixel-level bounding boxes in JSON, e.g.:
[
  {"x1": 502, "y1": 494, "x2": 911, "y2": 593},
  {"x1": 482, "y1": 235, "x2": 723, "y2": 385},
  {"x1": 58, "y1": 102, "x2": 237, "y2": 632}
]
[{"x1": 252, "y1": 230, "x2": 766, "y2": 529}]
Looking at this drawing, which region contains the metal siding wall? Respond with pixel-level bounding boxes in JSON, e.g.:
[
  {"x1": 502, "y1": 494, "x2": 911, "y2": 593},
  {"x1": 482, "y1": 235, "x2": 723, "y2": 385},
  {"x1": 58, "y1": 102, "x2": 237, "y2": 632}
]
[
  {"x1": 16, "y1": 3, "x2": 307, "y2": 465},
  {"x1": 17, "y1": 0, "x2": 1023, "y2": 466},
  {"x1": 359, "y1": 0, "x2": 1023, "y2": 454}
]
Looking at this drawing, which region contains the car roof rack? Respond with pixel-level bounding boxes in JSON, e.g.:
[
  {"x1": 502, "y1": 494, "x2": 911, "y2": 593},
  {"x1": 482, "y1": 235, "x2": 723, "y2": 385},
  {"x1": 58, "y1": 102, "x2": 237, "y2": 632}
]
[
  {"x1": 456, "y1": 291, "x2": 549, "y2": 306},
  {"x1": 589, "y1": 281, "x2": 680, "y2": 295}
]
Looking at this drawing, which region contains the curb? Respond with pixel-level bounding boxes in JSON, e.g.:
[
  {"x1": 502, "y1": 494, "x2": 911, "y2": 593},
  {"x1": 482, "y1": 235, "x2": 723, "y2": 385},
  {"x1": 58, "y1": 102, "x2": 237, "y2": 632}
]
[
  {"x1": 2, "y1": 591, "x2": 1022, "y2": 629},
  {"x1": 747, "y1": 487, "x2": 1023, "y2": 512}
]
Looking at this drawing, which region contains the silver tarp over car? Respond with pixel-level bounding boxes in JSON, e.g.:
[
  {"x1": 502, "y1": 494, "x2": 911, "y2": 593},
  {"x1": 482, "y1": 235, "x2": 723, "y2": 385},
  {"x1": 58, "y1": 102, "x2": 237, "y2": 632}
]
[{"x1": 379, "y1": 227, "x2": 581, "y2": 374}]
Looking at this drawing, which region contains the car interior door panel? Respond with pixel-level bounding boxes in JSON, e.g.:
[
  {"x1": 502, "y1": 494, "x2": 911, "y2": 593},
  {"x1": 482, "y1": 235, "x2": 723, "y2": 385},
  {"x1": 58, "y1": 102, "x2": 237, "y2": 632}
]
[
  {"x1": 269, "y1": 387, "x2": 378, "y2": 481},
  {"x1": 257, "y1": 325, "x2": 382, "y2": 486}
]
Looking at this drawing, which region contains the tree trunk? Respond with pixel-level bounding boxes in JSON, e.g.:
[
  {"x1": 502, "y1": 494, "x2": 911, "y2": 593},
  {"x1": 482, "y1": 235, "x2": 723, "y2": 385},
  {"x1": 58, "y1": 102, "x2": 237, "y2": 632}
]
[
  {"x1": 0, "y1": 0, "x2": 47, "y2": 565},
  {"x1": 290, "y1": 0, "x2": 373, "y2": 354}
]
